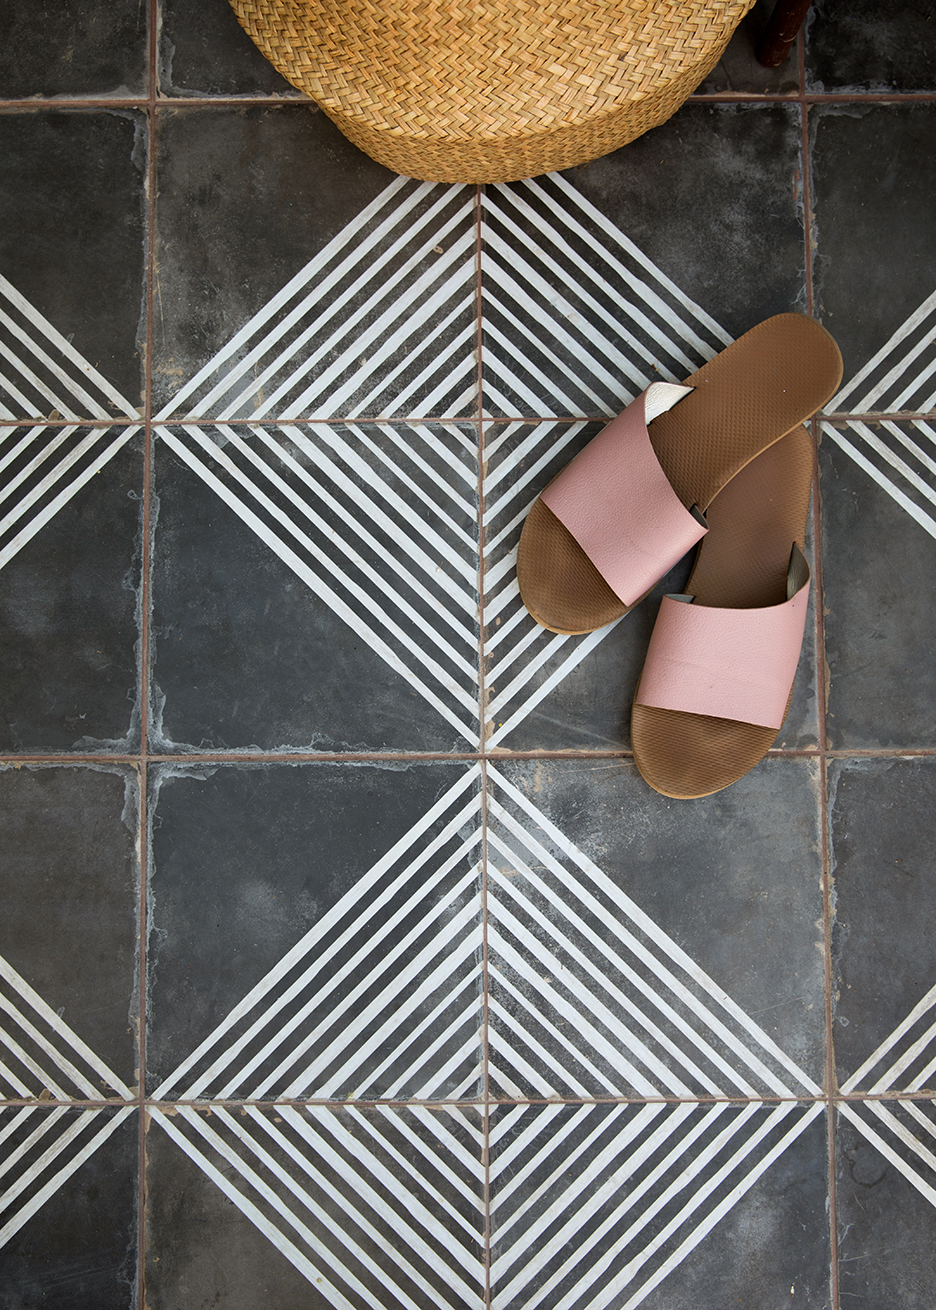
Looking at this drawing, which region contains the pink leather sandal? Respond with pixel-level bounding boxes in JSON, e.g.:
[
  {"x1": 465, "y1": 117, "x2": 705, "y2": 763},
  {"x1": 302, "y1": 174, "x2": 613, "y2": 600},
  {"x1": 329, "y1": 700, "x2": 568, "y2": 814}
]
[
  {"x1": 517, "y1": 313, "x2": 842, "y2": 634},
  {"x1": 631, "y1": 425, "x2": 816, "y2": 798}
]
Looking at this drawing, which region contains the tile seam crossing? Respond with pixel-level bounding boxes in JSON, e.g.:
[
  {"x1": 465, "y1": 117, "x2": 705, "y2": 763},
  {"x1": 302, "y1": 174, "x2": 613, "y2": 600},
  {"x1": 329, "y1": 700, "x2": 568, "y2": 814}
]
[{"x1": 799, "y1": 33, "x2": 840, "y2": 1310}]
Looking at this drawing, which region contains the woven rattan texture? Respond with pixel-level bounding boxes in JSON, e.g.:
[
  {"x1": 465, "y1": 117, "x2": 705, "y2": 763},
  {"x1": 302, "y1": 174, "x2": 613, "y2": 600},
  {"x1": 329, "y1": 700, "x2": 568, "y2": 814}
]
[{"x1": 228, "y1": 0, "x2": 755, "y2": 182}]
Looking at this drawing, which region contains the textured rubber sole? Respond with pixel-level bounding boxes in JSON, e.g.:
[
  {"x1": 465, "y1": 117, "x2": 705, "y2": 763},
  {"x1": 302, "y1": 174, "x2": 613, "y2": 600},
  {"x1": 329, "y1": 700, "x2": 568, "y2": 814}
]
[
  {"x1": 631, "y1": 425, "x2": 816, "y2": 799},
  {"x1": 517, "y1": 313, "x2": 842, "y2": 634}
]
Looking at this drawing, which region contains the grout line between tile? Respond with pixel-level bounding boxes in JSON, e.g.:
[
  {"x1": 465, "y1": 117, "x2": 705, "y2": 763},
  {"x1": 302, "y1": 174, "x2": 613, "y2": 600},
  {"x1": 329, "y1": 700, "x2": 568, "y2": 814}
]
[
  {"x1": 798, "y1": 26, "x2": 841, "y2": 1306},
  {"x1": 135, "y1": 1, "x2": 159, "y2": 1299}
]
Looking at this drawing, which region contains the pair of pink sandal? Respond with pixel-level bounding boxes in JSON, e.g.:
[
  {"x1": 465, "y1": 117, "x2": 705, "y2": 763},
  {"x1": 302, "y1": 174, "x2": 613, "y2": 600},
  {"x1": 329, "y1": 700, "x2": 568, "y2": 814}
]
[{"x1": 517, "y1": 314, "x2": 843, "y2": 798}]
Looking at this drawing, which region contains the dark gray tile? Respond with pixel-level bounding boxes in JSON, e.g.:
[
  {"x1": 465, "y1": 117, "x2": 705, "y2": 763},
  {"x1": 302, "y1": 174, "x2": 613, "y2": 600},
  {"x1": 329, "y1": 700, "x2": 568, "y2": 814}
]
[
  {"x1": 828, "y1": 757, "x2": 936, "y2": 1092},
  {"x1": 486, "y1": 759, "x2": 827, "y2": 1097},
  {"x1": 0, "y1": 1106, "x2": 138, "y2": 1310},
  {"x1": 145, "y1": 1104, "x2": 485, "y2": 1310},
  {"x1": 0, "y1": 766, "x2": 138, "y2": 1097},
  {"x1": 820, "y1": 436, "x2": 936, "y2": 750},
  {"x1": 152, "y1": 106, "x2": 477, "y2": 421},
  {"x1": 699, "y1": 0, "x2": 801, "y2": 95},
  {"x1": 490, "y1": 1102, "x2": 829, "y2": 1310},
  {"x1": 151, "y1": 423, "x2": 479, "y2": 753},
  {"x1": 806, "y1": 0, "x2": 936, "y2": 94},
  {"x1": 560, "y1": 102, "x2": 805, "y2": 338},
  {"x1": 159, "y1": 0, "x2": 301, "y2": 97},
  {"x1": 836, "y1": 1100, "x2": 936, "y2": 1310},
  {"x1": 0, "y1": 110, "x2": 147, "y2": 418},
  {"x1": 146, "y1": 761, "x2": 482, "y2": 1099},
  {"x1": 811, "y1": 104, "x2": 936, "y2": 389},
  {"x1": 0, "y1": 436, "x2": 142, "y2": 753},
  {"x1": 0, "y1": 1, "x2": 148, "y2": 99}
]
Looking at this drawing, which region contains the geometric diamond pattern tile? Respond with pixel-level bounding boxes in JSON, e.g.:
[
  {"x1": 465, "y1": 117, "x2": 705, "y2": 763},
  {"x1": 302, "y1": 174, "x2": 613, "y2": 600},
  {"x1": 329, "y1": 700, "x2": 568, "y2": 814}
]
[
  {"x1": 155, "y1": 177, "x2": 479, "y2": 423},
  {"x1": 157, "y1": 420, "x2": 481, "y2": 744},
  {"x1": 842, "y1": 983, "x2": 936, "y2": 1098},
  {"x1": 0, "y1": 1105, "x2": 136, "y2": 1252},
  {"x1": 152, "y1": 767, "x2": 484, "y2": 1103},
  {"x1": 839, "y1": 1099, "x2": 936, "y2": 1212},
  {"x1": 151, "y1": 1103, "x2": 486, "y2": 1310},
  {"x1": 485, "y1": 767, "x2": 821, "y2": 1101},
  {"x1": 489, "y1": 1101, "x2": 822, "y2": 1310},
  {"x1": 0, "y1": 274, "x2": 138, "y2": 424},
  {"x1": 0, "y1": 955, "x2": 133, "y2": 1102},
  {"x1": 481, "y1": 175, "x2": 731, "y2": 420}
]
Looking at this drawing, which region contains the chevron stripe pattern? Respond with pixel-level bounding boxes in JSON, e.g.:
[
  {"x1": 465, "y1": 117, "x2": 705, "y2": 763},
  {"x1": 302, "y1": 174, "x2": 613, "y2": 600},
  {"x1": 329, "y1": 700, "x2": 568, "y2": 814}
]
[
  {"x1": 481, "y1": 174, "x2": 730, "y2": 418},
  {"x1": 153, "y1": 768, "x2": 485, "y2": 1103},
  {"x1": 155, "y1": 177, "x2": 479, "y2": 423},
  {"x1": 485, "y1": 767, "x2": 820, "y2": 1100},
  {"x1": 0, "y1": 1106, "x2": 135, "y2": 1250},
  {"x1": 0, "y1": 273, "x2": 138, "y2": 423},
  {"x1": 822, "y1": 287, "x2": 936, "y2": 541},
  {"x1": 152, "y1": 1103, "x2": 486, "y2": 1309},
  {"x1": 156, "y1": 419, "x2": 482, "y2": 742},
  {"x1": 488, "y1": 1101, "x2": 822, "y2": 1310},
  {"x1": 0, "y1": 955, "x2": 131, "y2": 1102},
  {"x1": 839, "y1": 1099, "x2": 936, "y2": 1211}
]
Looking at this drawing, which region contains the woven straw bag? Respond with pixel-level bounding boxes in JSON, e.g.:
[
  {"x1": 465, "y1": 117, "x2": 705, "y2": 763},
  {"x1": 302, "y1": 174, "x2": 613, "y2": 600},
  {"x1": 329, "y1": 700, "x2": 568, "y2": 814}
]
[{"x1": 230, "y1": 0, "x2": 756, "y2": 184}]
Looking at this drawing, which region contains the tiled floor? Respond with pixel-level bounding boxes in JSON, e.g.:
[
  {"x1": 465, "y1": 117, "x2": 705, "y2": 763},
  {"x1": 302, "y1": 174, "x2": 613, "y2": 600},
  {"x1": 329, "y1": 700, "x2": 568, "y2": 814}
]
[{"x1": 1, "y1": 0, "x2": 935, "y2": 1306}]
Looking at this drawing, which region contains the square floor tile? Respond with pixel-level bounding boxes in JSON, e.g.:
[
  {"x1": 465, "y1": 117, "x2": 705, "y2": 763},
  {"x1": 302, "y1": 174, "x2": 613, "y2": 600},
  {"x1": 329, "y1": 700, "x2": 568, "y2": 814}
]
[
  {"x1": 145, "y1": 1103, "x2": 485, "y2": 1310},
  {"x1": 0, "y1": 110, "x2": 147, "y2": 419},
  {"x1": 486, "y1": 760, "x2": 827, "y2": 1097},
  {"x1": 151, "y1": 422, "x2": 479, "y2": 753},
  {"x1": 0, "y1": 766, "x2": 139, "y2": 1098},
  {"x1": 0, "y1": 1, "x2": 148, "y2": 100},
  {"x1": 806, "y1": 0, "x2": 936, "y2": 94},
  {"x1": 153, "y1": 107, "x2": 478, "y2": 421},
  {"x1": 820, "y1": 435, "x2": 936, "y2": 750},
  {"x1": 811, "y1": 103, "x2": 936, "y2": 387},
  {"x1": 836, "y1": 1099, "x2": 936, "y2": 1310},
  {"x1": 0, "y1": 1105, "x2": 138, "y2": 1310},
  {"x1": 540, "y1": 103, "x2": 805, "y2": 354},
  {"x1": 0, "y1": 435, "x2": 142, "y2": 753},
  {"x1": 490, "y1": 1102, "x2": 829, "y2": 1310},
  {"x1": 159, "y1": 0, "x2": 300, "y2": 97},
  {"x1": 147, "y1": 762, "x2": 483, "y2": 1100},
  {"x1": 828, "y1": 756, "x2": 936, "y2": 1094}
]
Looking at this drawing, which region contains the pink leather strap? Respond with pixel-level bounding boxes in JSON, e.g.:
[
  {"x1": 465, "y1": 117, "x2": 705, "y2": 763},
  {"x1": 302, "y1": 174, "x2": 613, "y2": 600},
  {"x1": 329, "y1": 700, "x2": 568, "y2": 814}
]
[
  {"x1": 540, "y1": 388, "x2": 708, "y2": 608},
  {"x1": 636, "y1": 573, "x2": 811, "y2": 729}
]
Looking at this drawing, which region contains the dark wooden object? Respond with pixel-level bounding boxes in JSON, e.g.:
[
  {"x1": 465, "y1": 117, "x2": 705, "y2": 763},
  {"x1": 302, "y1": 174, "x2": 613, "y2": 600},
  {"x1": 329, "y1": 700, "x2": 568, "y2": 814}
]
[{"x1": 756, "y1": 0, "x2": 812, "y2": 67}]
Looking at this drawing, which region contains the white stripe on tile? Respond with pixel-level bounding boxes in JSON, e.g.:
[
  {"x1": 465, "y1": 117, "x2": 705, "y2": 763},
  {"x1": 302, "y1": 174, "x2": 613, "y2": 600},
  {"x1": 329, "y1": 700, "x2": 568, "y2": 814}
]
[
  {"x1": 822, "y1": 424, "x2": 936, "y2": 542},
  {"x1": 829, "y1": 288, "x2": 936, "y2": 413}
]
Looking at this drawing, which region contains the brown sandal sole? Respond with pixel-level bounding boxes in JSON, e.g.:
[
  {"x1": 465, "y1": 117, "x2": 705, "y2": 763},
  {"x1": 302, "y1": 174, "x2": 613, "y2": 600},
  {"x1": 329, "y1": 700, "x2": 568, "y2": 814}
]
[
  {"x1": 517, "y1": 313, "x2": 842, "y2": 634},
  {"x1": 631, "y1": 425, "x2": 816, "y2": 799}
]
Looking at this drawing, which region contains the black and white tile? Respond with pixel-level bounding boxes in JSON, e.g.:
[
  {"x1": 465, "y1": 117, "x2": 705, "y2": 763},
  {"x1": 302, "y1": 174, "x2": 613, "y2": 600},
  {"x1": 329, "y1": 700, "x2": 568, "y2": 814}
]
[{"x1": 2, "y1": 2, "x2": 936, "y2": 1307}]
